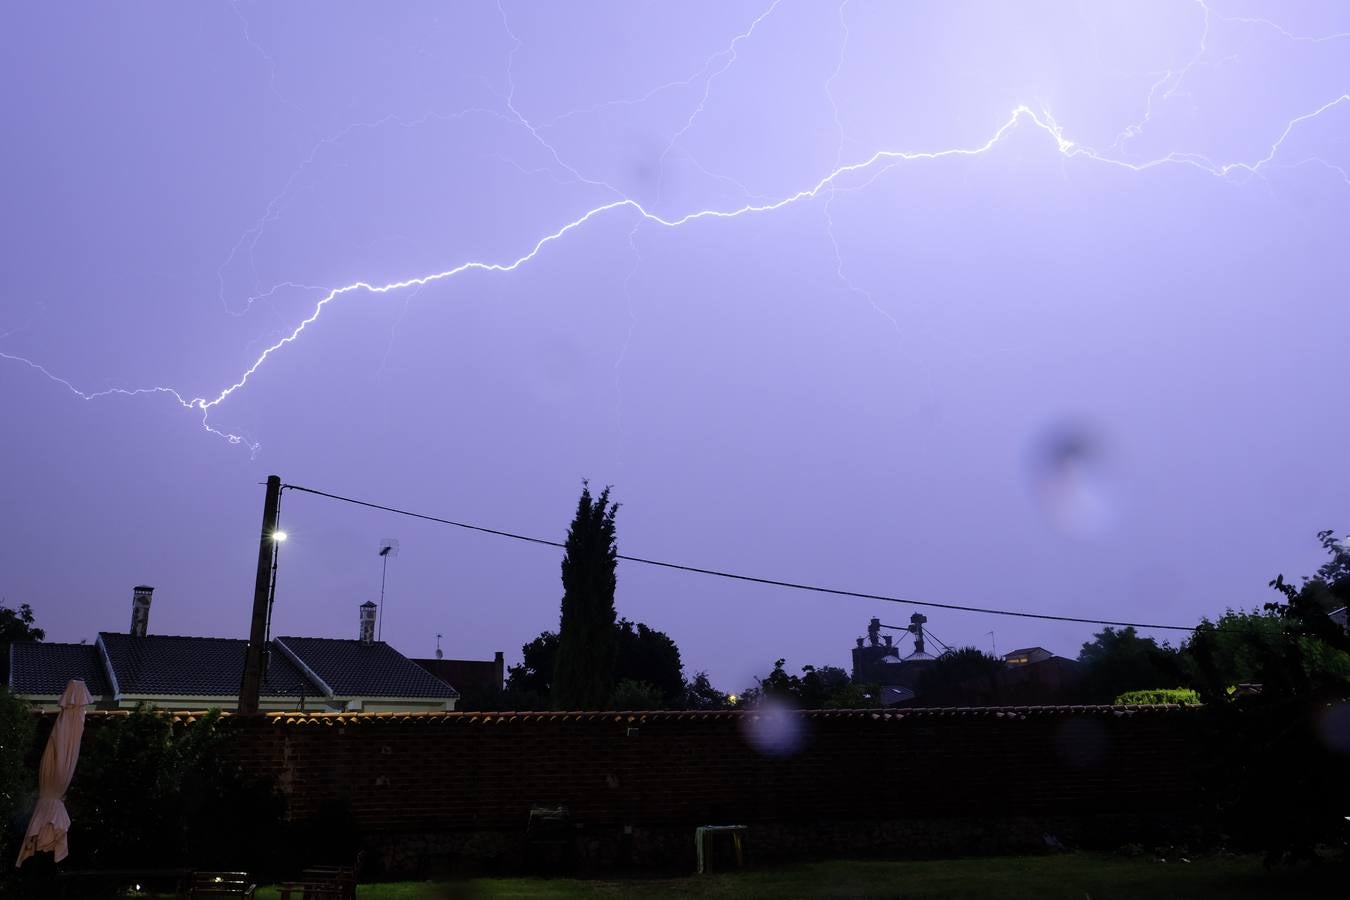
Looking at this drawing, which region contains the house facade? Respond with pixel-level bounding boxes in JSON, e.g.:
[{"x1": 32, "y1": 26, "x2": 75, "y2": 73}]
[{"x1": 7, "y1": 587, "x2": 460, "y2": 713}]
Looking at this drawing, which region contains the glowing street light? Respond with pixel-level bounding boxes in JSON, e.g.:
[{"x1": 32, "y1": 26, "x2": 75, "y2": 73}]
[{"x1": 272, "y1": 530, "x2": 288, "y2": 542}]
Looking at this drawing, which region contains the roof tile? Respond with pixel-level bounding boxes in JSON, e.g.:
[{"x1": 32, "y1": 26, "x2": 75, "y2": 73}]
[
  {"x1": 276, "y1": 637, "x2": 458, "y2": 698},
  {"x1": 8, "y1": 643, "x2": 110, "y2": 696},
  {"x1": 97, "y1": 632, "x2": 316, "y2": 697}
]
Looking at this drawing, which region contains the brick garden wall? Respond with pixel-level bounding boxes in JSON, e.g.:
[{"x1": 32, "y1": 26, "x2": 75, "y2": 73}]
[{"x1": 72, "y1": 706, "x2": 1208, "y2": 873}]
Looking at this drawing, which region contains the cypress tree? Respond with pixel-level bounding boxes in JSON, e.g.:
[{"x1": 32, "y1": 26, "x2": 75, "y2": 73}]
[{"x1": 552, "y1": 483, "x2": 619, "y2": 709}]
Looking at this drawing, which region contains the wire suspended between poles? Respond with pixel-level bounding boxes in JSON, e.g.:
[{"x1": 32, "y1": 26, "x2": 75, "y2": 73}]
[{"x1": 278, "y1": 481, "x2": 1202, "y2": 633}]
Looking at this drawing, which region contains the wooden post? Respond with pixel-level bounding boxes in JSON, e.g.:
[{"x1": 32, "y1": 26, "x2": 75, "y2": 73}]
[{"x1": 239, "y1": 475, "x2": 281, "y2": 714}]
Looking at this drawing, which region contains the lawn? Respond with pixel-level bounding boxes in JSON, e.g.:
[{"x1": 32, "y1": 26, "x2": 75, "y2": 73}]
[{"x1": 255, "y1": 852, "x2": 1345, "y2": 899}]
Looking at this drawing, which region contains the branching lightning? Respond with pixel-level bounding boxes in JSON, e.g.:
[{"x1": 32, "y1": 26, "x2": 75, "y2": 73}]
[{"x1": 6, "y1": 1, "x2": 1349, "y2": 455}]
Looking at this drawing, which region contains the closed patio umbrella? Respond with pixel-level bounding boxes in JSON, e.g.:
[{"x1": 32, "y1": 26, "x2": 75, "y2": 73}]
[{"x1": 15, "y1": 679, "x2": 92, "y2": 868}]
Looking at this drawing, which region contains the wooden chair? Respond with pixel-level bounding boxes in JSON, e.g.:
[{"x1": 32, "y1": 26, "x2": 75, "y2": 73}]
[{"x1": 189, "y1": 871, "x2": 256, "y2": 898}]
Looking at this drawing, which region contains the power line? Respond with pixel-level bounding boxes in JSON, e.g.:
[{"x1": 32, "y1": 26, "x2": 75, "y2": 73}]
[{"x1": 281, "y1": 482, "x2": 1204, "y2": 632}]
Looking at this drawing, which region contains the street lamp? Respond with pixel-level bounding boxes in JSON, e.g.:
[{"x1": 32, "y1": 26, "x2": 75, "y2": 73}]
[{"x1": 272, "y1": 531, "x2": 288, "y2": 542}]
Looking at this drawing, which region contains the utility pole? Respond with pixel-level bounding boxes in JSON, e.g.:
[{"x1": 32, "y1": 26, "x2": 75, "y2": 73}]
[{"x1": 239, "y1": 475, "x2": 282, "y2": 715}]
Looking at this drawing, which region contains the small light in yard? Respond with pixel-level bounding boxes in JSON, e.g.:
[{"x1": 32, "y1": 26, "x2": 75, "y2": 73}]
[
  {"x1": 272, "y1": 530, "x2": 288, "y2": 542},
  {"x1": 727, "y1": 694, "x2": 738, "y2": 705},
  {"x1": 134, "y1": 885, "x2": 141, "y2": 892}
]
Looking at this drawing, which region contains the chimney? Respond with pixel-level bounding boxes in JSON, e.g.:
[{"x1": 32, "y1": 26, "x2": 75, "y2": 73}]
[
  {"x1": 493, "y1": 651, "x2": 505, "y2": 690},
  {"x1": 359, "y1": 601, "x2": 377, "y2": 644},
  {"x1": 130, "y1": 585, "x2": 153, "y2": 637}
]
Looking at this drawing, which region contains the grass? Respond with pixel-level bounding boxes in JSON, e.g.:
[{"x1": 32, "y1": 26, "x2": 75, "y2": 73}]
[{"x1": 254, "y1": 852, "x2": 1346, "y2": 899}]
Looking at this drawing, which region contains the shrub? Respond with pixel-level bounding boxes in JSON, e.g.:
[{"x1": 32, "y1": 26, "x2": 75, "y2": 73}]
[
  {"x1": 0, "y1": 689, "x2": 36, "y2": 861},
  {"x1": 66, "y1": 707, "x2": 284, "y2": 875},
  {"x1": 1113, "y1": 688, "x2": 1201, "y2": 706}
]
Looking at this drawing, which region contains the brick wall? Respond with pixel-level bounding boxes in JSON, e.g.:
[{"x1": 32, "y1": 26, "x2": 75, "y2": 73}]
[{"x1": 69, "y1": 705, "x2": 1207, "y2": 872}]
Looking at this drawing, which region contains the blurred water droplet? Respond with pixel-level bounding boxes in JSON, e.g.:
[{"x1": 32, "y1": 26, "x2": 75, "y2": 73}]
[
  {"x1": 740, "y1": 697, "x2": 806, "y2": 757},
  {"x1": 1317, "y1": 702, "x2": 1350, "y2": 754},
  {"x1": 1028, "y1": 420, "x2": 1115, "y2": 538}
]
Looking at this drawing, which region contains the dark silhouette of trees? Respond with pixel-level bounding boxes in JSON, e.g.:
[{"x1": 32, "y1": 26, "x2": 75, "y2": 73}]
[
  {"x1": 683, "y1": 671, "x2": 731, "y2": 709},
  {"x1": 741, "y1": 659, "x2": 878, "y2": 709},
  {"x1": 552, "y1": 484, "x2": 620, "y2": 710},
  {"x1": 916, "y1": 646, "x2": 1005, "y2": 705},
  {"x1": 505, "y1": 630, "x2": 558, "y2": 701},
  {"x1": 0, "y1": 601, "x2": 43, "y2": 686},
  {"x1": 615, "y1": 619, "x2": 684, "y2": 706},
  {"x1": 1075, "y1": 626, "x2": 1182, "y2": 703},
  {"x1": 503, "y1": 618, "x2": 685, "y2": 710}
]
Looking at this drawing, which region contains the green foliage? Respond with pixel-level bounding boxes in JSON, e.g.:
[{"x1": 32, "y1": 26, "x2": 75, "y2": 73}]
[
  {"x1": 916, "y1": 647, "x2": 1006, "y2": 705},
  {"x1": 1182, "y1": 609, "x2": 1350, "y2": 703},
  {"x1": 1112, "y1": 688, "x2": 1200, "y2": 706},
  {"x1": 0, "y1": 689, "x2": 35, "y2": 861},
  {"x1": 610, "y1": 679, "x2": 665, "y2": 710},
  {"x1": 1076, "y1": 627, "x2": 1182, "y2": 703},
  {"x1": 552, "y1": 484, "x2": 620, "y2": 710},
  {"x1": 66, "y1": 707, "x2": 284, "y2": 873}
]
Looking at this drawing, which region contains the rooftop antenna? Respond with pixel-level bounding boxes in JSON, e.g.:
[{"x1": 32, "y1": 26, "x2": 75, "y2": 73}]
[
  {"x1": 435, "y1": 633, "x2": 444, "y2": 659},
  {"x1": 377, "y1": 538, "x2": 399, "y2": 642}
]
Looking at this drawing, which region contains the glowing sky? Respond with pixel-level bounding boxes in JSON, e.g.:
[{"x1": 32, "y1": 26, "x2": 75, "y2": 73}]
[{"x1": 3, "y1": 1, "x2": 1348, "y2": 692}]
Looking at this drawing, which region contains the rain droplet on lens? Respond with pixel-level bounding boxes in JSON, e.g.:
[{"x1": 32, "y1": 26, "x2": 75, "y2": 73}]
[
  {"x1": 740, "y1": 697, "x2": 807, "y2": 757},
  {"x1": 1028, "y1": 419, "x2": 1115, "y2": 539}
]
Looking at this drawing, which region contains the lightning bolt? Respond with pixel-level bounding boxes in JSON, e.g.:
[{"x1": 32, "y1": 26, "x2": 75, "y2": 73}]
[{"x1": 6, "y1": 3, "x2": 1349, "y2": 452}]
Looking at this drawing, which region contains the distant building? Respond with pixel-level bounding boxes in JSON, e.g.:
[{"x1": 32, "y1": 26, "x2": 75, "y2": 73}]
[
  {"x1": 1003, "y1": 647, "x2": 1054, "y2": 666},
  {"x1": 412, "y1": 652, "x2": 506, "y2": 695},
  {"x1": 7, "y1": 586, "x2": 460, "y2": 713},
  {"x1": 851, "y1": 614, "x2": 938, "y2": 706}
]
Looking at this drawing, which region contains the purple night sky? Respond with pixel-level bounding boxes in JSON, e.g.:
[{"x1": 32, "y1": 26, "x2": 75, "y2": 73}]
[{"x1": 2, "y1": 1, "x2": 1348, "y2": 693}]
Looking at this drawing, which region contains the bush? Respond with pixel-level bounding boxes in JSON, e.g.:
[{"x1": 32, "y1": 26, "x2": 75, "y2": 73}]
[
  {"x1": 0, "y1": 689, "x2": 36, "y2": 861},
  {"x1": 1114, "y1": 688, "x2": 1201, "y2": 706},
  {"x1": 65, "y1": 707, "x2": 285, "y2": 876}
]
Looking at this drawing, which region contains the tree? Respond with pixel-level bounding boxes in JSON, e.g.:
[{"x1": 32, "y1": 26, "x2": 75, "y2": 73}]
[
  {"x1": 683, "y1": 671, "x2": 731, "y2": 710},
  {"x1": 552, "y1": 484, "x2": 620, "y2": 710},
  {"x1": 1075, "y1": 626, "x2": 1182, "y2": 703},
  {"x1": 0, "y1": 601, "x2": 44, "y2": 686},
  {"x1": 505, "y1": 619, "x2": 685, "y2": 709},
  {"x1": 1182, "y1": 609, "x2": 1350, "y2": 703},
  {"x1": 741, "y1": 659, "x2": 878, "y2": 709},
  {"x1": 610, "y1": 679, "x2": 665, "y2": 710},
  {"x1": 614, "y1": 619, "x2": 684, "y2": 706},
  {"x1": 1267, "y1": 529, "x2": 1350, "y2": 659},
  {"x1": 505, "y1": 630, "x2": 558, "y2": 698},
  {"x1": 916, "y1": 647, "x2": 1006, "y2": 706}
]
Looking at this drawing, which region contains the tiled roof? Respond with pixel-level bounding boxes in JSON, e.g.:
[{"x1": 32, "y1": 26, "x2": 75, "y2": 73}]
[
  {"x1": 97, "y1": 632, "x2": 316, "y2": 697},
  {"x1": 276, "y1": 637, "x2": 458, "y2": 698},
  {"x1": 8, "y1": 643, "x2": 110, "y2": 696},
  {"x1": 52, "y1": 704, "x2": 1203, "y2": 728}
]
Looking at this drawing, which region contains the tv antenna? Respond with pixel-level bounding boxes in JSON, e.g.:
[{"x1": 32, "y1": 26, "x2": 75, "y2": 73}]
[
  {"x1": 377, "y1": 538, "x2": 399, "y2": 641},
  {"x1": 435, "y1": 633, "x2": 443, "y2": 659}
]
